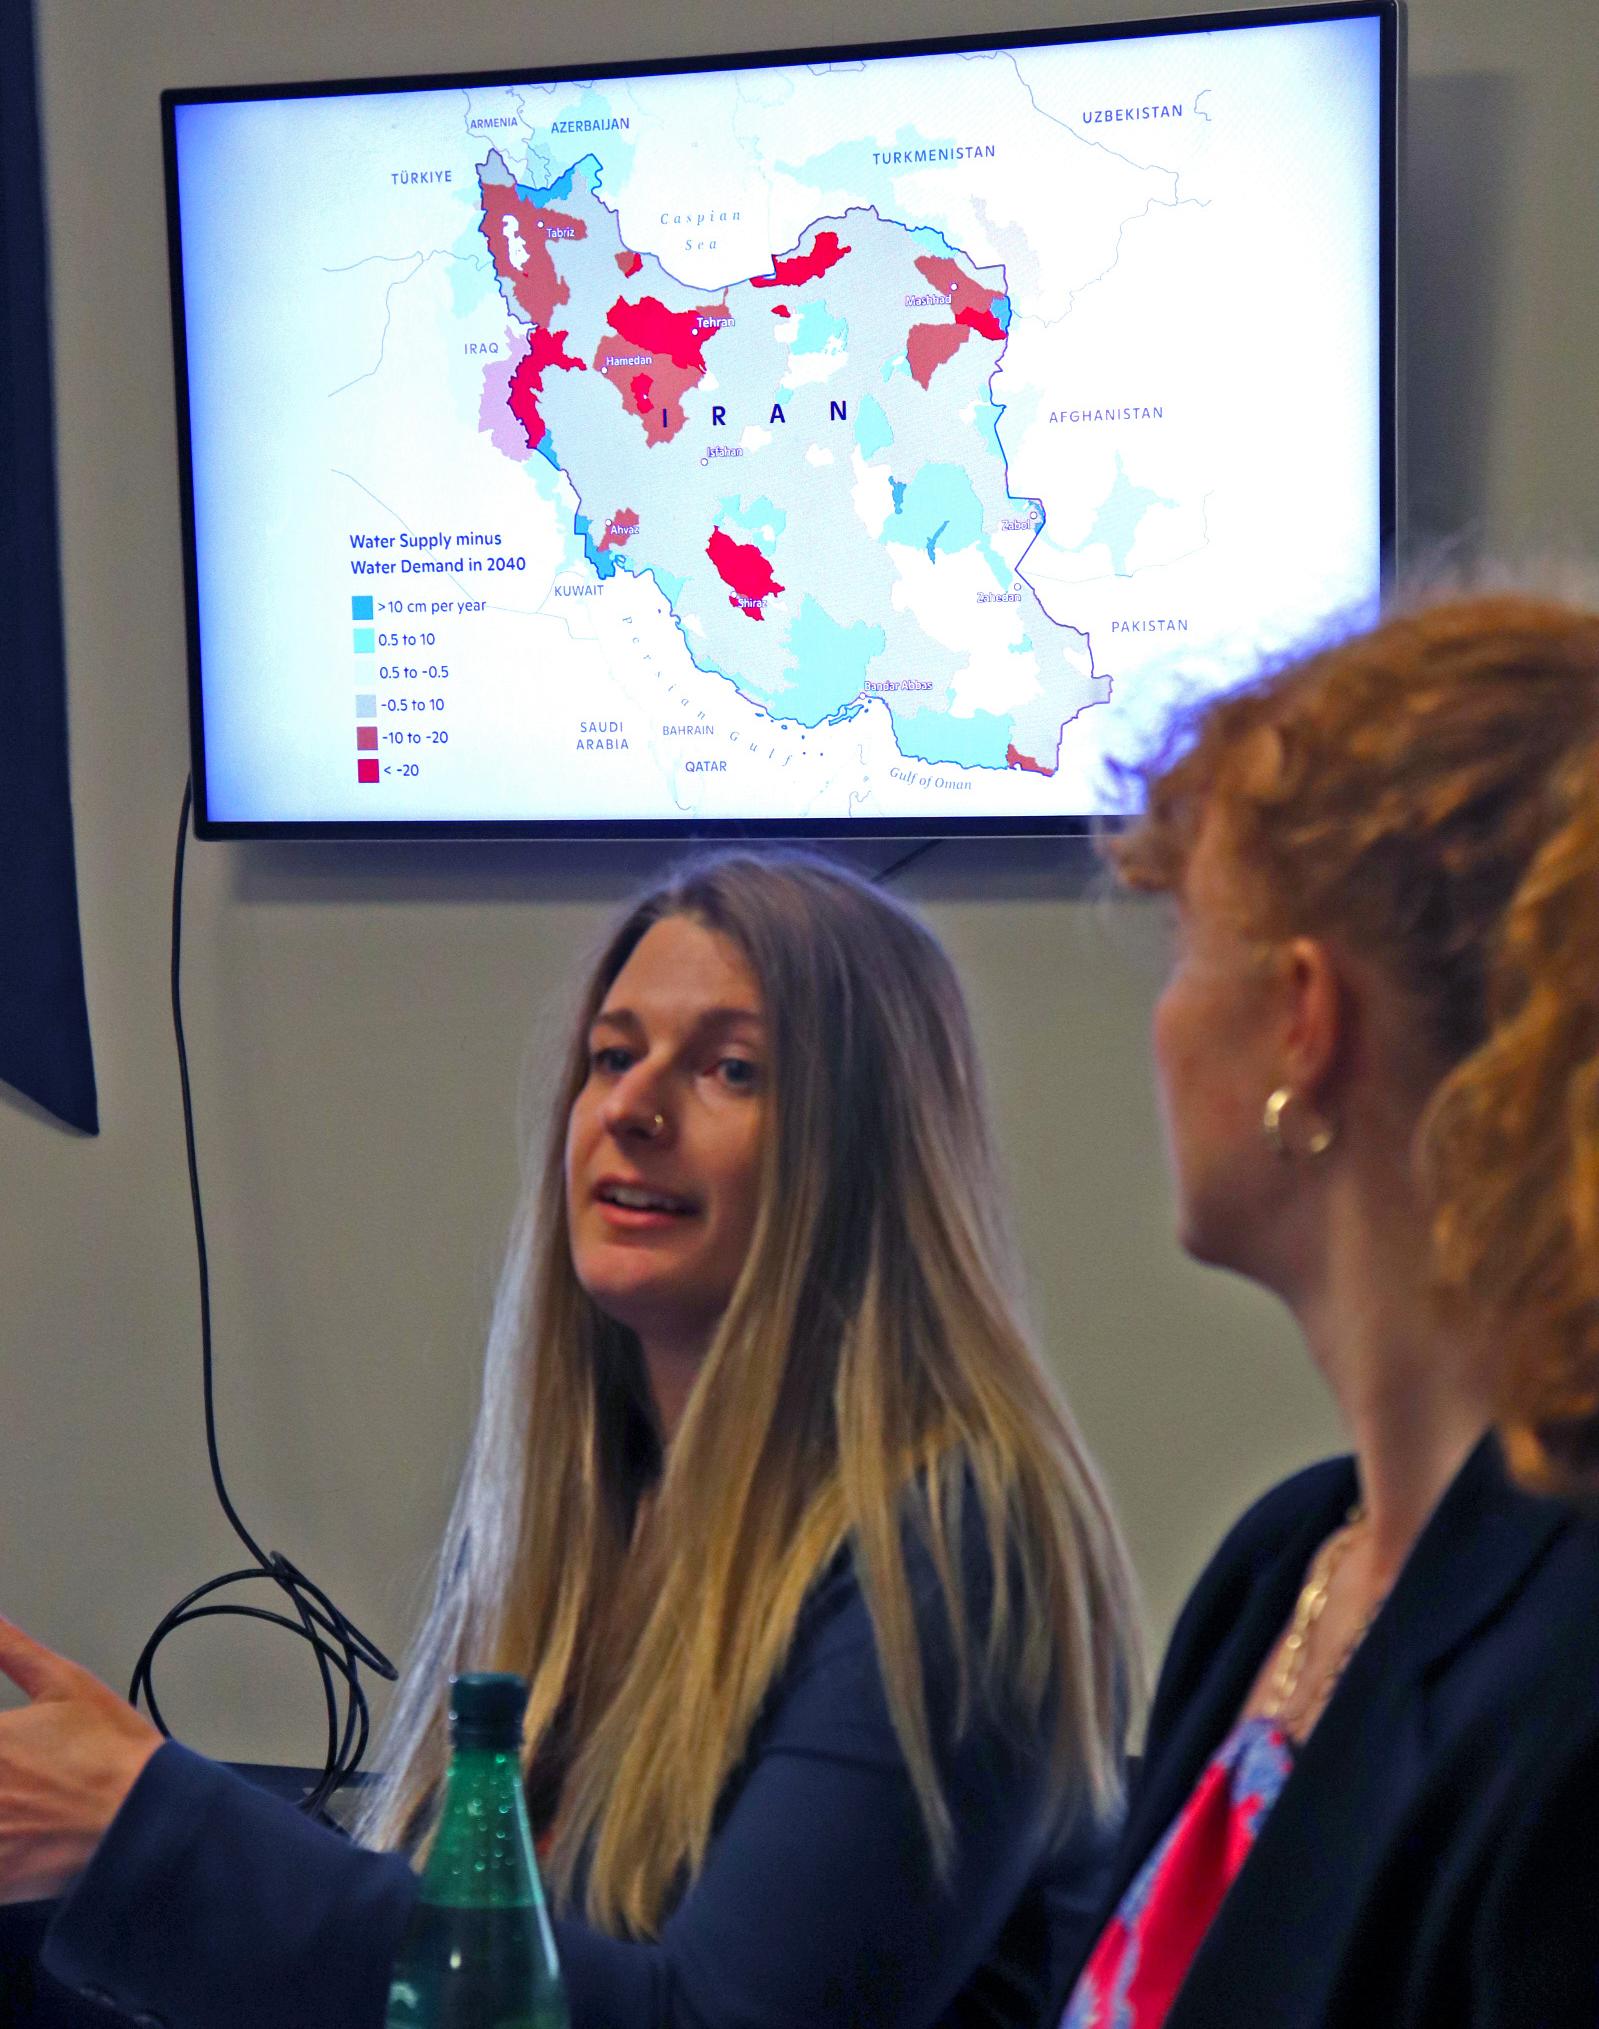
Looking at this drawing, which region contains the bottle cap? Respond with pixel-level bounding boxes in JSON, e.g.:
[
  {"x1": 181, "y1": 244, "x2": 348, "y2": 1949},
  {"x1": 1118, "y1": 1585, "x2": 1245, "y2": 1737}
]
[{"x1": 449, "y1": 1671, "x2": 529, "y2": 1743}]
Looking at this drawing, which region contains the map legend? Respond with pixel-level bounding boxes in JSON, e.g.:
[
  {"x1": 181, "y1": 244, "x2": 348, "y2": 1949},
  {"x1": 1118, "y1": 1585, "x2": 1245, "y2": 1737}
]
[
  {"x1": 350, "y1": 595, "x2": 374, "y2": 620},
  {"x1": 355, "y1": 687, "x2": 380, "y2": 785},
  {"x1": 353, "y1": 627, "x2": 375, "y2": 654}
]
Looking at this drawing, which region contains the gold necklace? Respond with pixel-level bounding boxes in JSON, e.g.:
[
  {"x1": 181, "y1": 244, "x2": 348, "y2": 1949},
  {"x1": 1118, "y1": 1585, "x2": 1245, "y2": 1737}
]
[{"x1": 1260, "y1": 1504, "x2": 1380, "y2": 1731}]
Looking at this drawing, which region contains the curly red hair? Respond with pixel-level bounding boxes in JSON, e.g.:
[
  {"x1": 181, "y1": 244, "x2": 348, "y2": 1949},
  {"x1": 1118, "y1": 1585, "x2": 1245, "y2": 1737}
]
[{"x1": 1108, "y1": 592, "x2": 1599, "y2": 1498}]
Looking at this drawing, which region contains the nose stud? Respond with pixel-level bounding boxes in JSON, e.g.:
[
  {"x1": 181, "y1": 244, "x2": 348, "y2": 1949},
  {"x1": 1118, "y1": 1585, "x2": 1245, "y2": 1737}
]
[{"x1": 643, "y1": 1112, "x2": 666, "y2": 1139}]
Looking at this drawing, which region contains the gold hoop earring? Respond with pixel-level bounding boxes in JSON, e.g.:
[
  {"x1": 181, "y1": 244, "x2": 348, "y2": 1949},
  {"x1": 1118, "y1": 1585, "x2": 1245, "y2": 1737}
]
[{"x1": 1263, "y1": 1086, "x2": 1336, "y2": 1160}]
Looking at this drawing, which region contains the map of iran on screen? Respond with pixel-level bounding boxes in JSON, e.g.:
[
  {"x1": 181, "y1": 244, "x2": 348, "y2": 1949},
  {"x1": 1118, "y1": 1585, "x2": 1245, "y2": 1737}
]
[{"x1": 169, "y1": 11, "x2": 1388, "y2": 831}]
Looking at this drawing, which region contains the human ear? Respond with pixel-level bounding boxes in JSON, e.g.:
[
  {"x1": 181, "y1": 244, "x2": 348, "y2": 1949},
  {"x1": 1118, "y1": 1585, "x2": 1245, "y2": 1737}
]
[{"x1": 1275, "y1": 937, "x2": 1346, "y2": 1103}]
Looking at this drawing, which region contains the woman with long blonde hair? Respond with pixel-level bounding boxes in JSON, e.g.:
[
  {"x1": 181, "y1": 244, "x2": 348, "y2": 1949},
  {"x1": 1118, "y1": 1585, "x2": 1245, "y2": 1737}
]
[
  {"x1": 1059, "y1": 588, "x2": 1599, "y2": 2029},
  {"x1": 3, "y1": 849, "x2": 1138, "y2": 2029}
]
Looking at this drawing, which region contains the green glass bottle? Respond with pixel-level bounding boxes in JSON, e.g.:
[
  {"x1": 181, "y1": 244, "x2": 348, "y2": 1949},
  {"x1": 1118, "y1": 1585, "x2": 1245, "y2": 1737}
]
[{"x1": 385, "y1": 1672, "x2": 571, "y2": 2029}]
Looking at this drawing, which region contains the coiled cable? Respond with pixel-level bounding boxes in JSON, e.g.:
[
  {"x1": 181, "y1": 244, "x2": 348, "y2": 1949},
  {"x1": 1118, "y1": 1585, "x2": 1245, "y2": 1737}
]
[{"x1": 128, "y1": 776, "x2": 396, "y2": 1819}]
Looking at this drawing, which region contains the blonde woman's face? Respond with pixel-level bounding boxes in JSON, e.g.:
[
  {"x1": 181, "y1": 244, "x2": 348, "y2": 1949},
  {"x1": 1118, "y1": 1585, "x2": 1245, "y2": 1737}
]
[{"x1": 565, "y1": 915, "x2": 767, "y2": 1366}]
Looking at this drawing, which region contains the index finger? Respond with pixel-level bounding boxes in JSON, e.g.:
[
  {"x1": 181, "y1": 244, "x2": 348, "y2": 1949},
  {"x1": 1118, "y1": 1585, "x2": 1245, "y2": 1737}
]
[{"x1": 0, "y1": 1615, "x2": 71, "y2": 1700}]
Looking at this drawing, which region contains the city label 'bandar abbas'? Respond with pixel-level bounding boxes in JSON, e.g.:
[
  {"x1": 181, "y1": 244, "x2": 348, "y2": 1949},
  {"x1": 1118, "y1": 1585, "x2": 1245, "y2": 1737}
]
[{"x1": 477, "y1": 149, "x2": 1107, "y2": 776}]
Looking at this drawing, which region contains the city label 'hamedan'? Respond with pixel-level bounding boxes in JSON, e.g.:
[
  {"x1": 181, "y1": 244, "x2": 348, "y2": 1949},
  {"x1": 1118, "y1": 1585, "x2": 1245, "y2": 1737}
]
[{"x1": 475, "y1": 149, "x2": 1106, "y2": 776}]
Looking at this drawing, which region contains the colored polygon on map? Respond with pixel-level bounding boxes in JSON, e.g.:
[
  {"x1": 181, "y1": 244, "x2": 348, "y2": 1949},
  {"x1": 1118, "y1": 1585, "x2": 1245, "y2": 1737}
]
[
  {"x1": 475, "y1": 148, "x2": 1104, "y2": 775},
  {"x1": 707, "y1": 527, "x2": 786, "y2": 620},
  {"x1": 505, "y1": 325, "x2": 586, "y2": 454},
  {"x1": 750, "y1": 230, "x2": 852, "y2": 290},
  {"x1": 598, "y1": 508, "x2": 639, "y2": 552}
]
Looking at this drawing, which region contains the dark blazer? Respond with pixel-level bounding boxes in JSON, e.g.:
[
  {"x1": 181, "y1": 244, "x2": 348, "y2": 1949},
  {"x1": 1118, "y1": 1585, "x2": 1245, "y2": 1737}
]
[
  {"x1": 1055, "y1": 1434, "x2": 1599, "y2": 2027},
  {"x1": 19, "y1": 1513, "x2": 1113, "y2": 2029}
]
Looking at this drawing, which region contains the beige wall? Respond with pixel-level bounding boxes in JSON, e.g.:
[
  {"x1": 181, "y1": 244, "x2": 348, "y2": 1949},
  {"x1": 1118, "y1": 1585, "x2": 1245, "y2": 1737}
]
[{"x1": 5, "y1": 0, "x2": 1596, "y2": 1764}]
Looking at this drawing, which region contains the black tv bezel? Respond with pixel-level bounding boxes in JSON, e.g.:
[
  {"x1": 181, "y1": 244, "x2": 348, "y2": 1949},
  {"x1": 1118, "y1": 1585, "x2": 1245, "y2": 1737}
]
[{"x1": 162, "y1": 0, "x2": 1401, "y2": 844}]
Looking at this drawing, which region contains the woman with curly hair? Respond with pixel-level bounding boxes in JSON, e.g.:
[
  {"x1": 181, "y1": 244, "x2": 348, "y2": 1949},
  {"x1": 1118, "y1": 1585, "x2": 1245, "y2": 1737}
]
[{"x1": 1060, "y1": 589, "x2": 1599, "y2": 2029}]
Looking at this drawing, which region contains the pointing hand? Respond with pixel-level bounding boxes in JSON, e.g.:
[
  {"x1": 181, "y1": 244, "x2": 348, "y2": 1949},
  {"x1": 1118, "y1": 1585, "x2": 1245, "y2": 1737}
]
[{"x1": 0, "y1": 1615, "x2": 163, "y2": 1904}]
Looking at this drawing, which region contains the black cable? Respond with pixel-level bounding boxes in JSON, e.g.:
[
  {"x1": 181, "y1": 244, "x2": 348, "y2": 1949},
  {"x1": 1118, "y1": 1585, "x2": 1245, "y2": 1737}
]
[
  {"x1": 874, "y1": 837, "x2": 942, "y2": 886},
  {"x1": 129, "y1": 775, "x2": 396, "y2": 1819}
]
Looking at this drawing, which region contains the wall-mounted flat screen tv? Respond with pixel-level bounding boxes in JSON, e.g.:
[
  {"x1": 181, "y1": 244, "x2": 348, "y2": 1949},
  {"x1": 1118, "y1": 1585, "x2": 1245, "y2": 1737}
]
[{"x1": 164, "y1": 2, "x2": 1398, "y2": 839}]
